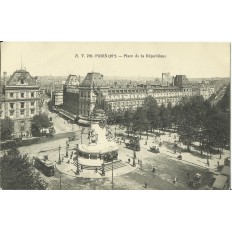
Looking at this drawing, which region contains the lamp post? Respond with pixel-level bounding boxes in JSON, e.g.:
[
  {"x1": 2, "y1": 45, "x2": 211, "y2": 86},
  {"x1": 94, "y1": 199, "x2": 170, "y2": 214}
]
[
  {"x1": 101, "y1": 152, "x2": 105, "y2": 176},
  {"x1": 75, "y1": 145, "x2": 80, "y2": 175},
  {"x1": 111, "y1": 153, "x2": 114, "y2": 190},
  {"x1": 114, "y1": 122, "x2": 117, "y2": 137},
  {"x1": 66, "y1": 143, "x2": 69, "y2": 157},
  {"x1": 81, "y1": 131, "x2": 82, "y2": 144},
  {"x1": 58, "y1": 145, "x2": 61, "y2": 164},
  {"x1": 132, "y1": 149, "x2": 136, "y2": 167}
]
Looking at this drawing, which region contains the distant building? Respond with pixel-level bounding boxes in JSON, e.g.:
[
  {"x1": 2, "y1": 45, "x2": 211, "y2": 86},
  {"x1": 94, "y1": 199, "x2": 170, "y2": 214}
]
[
  {"x1": 162, "y1": 73, "x2": 172, "y2": 86},
  {"x1": 0, "y1": 69, "x2": 40, "y2": 138}
]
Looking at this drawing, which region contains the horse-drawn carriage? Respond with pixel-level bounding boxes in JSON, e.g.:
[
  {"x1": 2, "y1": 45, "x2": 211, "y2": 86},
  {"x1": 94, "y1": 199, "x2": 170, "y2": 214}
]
[
  {"x1": 188, "y1": 173, "x2": 202, "y2": 187},
  {"x1": 150, "y1": 146, "x2": 160, "y2": 153},
  {"x1": 68, "y1": 135, "x2": 79, "y2": 141},
  {"x1": 125, "y1": 138, "x2": 140, "y2": 151}
]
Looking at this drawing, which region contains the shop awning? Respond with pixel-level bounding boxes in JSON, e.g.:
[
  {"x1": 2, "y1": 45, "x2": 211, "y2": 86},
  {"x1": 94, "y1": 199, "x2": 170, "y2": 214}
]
[
  {"x1": 212, "y1": 175, "x2": 228, "y2": 190},
  {"x1": 78, "y1": 119, "x2": 90, "y2": 125},
  {"x1": 59, "y1": 109, "x2": 77, "y2": 120},
  {"x1": 221, "y1": 166, "x2": 230, "y2": 176}
]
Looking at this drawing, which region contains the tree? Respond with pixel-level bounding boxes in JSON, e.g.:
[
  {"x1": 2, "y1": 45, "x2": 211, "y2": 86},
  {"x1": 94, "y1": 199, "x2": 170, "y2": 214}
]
[
  {"x1": 204, "y1": 106, "x2": 230, "y2": 156},
  {"x1": 0, "y1": 148, "x2": 47, "y2": 190},
  {"x1": 218, "y1": 84, "x2": 230, "y2": 112},
  {"x1": 143, "y1": 96, "x2": 160, "y2": 132},
  {"x1": 159, "y1": 104, "x2": 172, "y2": 130},
  {"x1": 123, "y1": 109, "x2": 134, "y2": 137},
  {"x1": 31, "y1": 113, "x2": 53, "y2": 137},
  {"x1": 178, "y1": 96, "x2": 207, "y2": 151},
  {"x1": 0, "y1": 117, "x2": 14, "y2": 141},
  {"x1": 171, "y1": 104, "x2": 183, "y2": 132},
  {"x1": 166, "y1": 102, "x2": 173, "y2": 129},
  {"x1": 133, "y1": 107, "x2": 149, "y2": 138}
]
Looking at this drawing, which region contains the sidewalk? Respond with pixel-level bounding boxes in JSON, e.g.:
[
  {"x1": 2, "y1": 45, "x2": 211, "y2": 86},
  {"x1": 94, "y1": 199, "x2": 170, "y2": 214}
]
[
  {"x1": 139, "y1": 131, "x2": 230, "y2": 174},
  {"x1": 55, "y1": 161, "x2": 136, "y2": 179}
]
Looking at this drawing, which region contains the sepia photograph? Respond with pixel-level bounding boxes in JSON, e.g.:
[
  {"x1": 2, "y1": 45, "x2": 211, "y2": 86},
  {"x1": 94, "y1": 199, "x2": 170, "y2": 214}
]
[{"x1": 0, "y1": 42, "x2": 230, "y2": 190}]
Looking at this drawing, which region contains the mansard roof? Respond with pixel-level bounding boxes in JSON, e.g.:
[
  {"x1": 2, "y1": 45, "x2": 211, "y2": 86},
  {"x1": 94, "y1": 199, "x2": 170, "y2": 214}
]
[
  {"x1": 64, "y1": 74, "x2": 80, "y2": 86},
  {"x1": 79, "y1": 72, "x2": 107, "y2": 88},
  {"x1": 6, "y1": 69, "x2": 37, "y2": 86}
]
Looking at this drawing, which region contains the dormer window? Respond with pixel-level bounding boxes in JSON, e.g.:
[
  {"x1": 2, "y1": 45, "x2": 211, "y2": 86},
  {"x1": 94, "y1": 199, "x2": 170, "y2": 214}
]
[{"x1": 21, "y1": 80, "x2": 24, "y2": 84}]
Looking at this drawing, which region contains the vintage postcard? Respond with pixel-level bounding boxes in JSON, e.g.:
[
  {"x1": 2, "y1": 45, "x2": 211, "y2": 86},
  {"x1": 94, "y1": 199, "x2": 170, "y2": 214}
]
[{"x1": 0, "y1": 42, "x2": 230, "y2": 190}]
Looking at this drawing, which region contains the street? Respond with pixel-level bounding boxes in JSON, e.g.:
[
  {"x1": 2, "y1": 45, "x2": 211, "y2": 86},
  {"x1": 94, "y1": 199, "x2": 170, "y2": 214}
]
[{"x1": 15, "y1": 108, "x2": 227, "y2": 190}]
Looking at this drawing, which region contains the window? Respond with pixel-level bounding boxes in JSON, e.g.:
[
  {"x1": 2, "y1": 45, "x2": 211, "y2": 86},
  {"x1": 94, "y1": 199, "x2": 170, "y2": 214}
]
[
  {"x1": 31, "y1": 92, "x2": 34, "y2": 97},
  {"x1": 31, "y1": 102, "x2": 35, "y2": 107},
  {"x1": 21, "y1": 102, "x2": 25, "y2": 108},
  {"x1": 21, "y1": 80, "x2": 24, "y2": 84},
  {"x1": 21, "y1": 93, "x2": 24, "y2": 98},
  {"x1": 10, "y1": 111, "x2": 14, "y2": 116},
  {"x1": 31, "y1": 109, "x2": 35, "y2": 114},
  {"x1": 21, "y1": 121, "x2": 25, "y2": 130},
  {"x1": 10, "y1": 103, "x2": 14, "y2": 109},
  {"x1": 21, "y1": 110, "x2": 25, "y2": 116},
  {"x1": 10, "y1": 93, "x2": 14, "y2": 98}
]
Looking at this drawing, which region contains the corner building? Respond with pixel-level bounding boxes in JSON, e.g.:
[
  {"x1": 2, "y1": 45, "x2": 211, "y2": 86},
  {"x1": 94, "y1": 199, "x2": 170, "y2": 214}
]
[{"x1": 0, "y1": 69, "x2": 40, "y2": 138}]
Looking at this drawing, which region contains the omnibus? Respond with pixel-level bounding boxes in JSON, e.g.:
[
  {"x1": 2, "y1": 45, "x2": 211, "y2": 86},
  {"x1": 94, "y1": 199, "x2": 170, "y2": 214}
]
[{"x1": 34, "y1": 156, "x2": 55, "y2": 177}]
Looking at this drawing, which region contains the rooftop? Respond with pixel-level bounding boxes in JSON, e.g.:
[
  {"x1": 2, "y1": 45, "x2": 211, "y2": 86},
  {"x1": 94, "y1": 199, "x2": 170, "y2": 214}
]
[
  {"x1": 6, "y1": 69, "x2": 38, "y2": 86},
  {"x1": 79, "y1": 72, "x2": 108, "y2": 88}
]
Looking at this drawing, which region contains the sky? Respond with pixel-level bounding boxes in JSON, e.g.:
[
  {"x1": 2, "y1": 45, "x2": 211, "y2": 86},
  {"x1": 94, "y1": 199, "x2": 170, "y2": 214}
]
[{"x1": 1, "y1": 42, "x2": 230, "y2": 79}]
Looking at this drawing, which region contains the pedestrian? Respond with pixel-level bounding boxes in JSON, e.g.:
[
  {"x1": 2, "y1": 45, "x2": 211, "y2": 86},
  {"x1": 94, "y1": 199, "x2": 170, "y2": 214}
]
[
  {"x1": 140, "y1": 161, "x2": 143, "y2": 170},
  {"x1": 187, "y1": 172, "x2": 190, "y2": 179},
  {"x1": 217, "y1": 161, "x2": 220, "y2": 167},
  {"x1": 128, "y1": 158, "x2": 130, "y2": 164},
  {"x1": 138, "y1": 159, "x2": 140, "y2": 164},
  {"x1": 173, "y1": 177, "x2": 177, "y2": 184},
  {"x1": 144, "y1": 182, "x2": 148, "y2": 188},
  {"x1": 152, "y1": 166, "x2": 156, "y2": 174},
  {"x1": 95, "y1": 167, "x2": 98, "y2": 173}
]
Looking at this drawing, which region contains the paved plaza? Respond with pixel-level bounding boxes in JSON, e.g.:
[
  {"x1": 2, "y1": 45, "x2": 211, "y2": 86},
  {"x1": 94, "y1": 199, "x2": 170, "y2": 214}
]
[{"x1": 15, "y1": 111, "x2": 230, "y2": 190}]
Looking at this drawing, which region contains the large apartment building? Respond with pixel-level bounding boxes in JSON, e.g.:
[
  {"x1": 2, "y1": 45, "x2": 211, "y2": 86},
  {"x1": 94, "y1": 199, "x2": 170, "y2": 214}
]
[
  {"x1": 0, "y1": 69, "x2": 40, "y2": 138},
  {"x1": 62, "y1": 72, "x2": 193, "y2": 122}
]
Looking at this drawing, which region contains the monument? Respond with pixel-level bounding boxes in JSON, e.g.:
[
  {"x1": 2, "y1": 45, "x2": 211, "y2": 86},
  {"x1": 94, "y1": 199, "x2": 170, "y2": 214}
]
[{"x1": 76, "y1": 88, "x2": 119, "y2": 169}]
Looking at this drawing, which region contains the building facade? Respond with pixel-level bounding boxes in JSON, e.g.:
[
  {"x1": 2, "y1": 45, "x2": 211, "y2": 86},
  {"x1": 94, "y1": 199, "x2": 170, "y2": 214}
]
[
  {"x1": 0, "y1": 69, "x2": 40, "y2": 138},
  {"x1": 62, "y1": 75, "x2": 80, "y2": 115},
  {"x1": 62, "y1": 72, "x2": 195, "y2": 121}
]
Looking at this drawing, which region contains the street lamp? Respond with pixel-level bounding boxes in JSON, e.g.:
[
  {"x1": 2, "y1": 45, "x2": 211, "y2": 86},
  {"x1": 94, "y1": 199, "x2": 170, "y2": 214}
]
[
  {"x1": 111, "y1": 153, "x2": 114, "y2": 190},
  {"x1": 132, "y1": 149, "x2": 136, "y2": 167},
  {"x1": 66, "y1": 143, "x2": 69, "y2": 157},
  {"x1": 75, "y1": 145, "x2": 80, "y2": 175},
  {"x1": 100, "y1": 152, "x2": 105, "y2": 176},
  {"x1": 58, "y1": 145, "x2": 61, "y2": 164}
]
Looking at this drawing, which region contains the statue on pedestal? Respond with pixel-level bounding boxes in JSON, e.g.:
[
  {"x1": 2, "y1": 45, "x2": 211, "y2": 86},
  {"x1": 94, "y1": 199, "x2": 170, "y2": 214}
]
[{"x1": 88, "y1": 128, "x2": 98, "y2": 144}]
